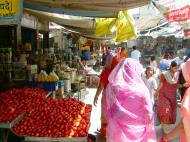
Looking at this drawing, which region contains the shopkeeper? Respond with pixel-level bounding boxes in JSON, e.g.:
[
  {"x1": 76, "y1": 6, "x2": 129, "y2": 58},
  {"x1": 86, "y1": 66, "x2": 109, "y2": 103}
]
[
  {"x1": 30, "y1": 49, "x2": 49, "y2": 73},
  {"x1": 78, "y1": 57, "x2": 88, "y2": 72}
]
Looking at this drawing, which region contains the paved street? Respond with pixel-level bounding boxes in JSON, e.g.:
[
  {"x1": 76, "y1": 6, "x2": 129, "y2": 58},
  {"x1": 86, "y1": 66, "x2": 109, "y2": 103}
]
[{"x1": 84, "y1": 88, "x2": 180, "y2": 142}]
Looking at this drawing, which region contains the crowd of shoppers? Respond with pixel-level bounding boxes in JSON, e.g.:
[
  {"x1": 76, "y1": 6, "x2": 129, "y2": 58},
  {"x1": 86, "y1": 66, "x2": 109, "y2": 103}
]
[{"x1": 93, "y1": 45, "x2": 190, "y2": 142}]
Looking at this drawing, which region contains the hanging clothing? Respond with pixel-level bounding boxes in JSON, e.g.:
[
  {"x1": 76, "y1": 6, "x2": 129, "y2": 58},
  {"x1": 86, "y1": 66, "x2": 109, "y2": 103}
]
[
  {"x1": 157, "y1": 72, "x2": 178, "y2": 124},
  {"x1": 105, "y1": 58, "x2": 156, "y2": 142}
]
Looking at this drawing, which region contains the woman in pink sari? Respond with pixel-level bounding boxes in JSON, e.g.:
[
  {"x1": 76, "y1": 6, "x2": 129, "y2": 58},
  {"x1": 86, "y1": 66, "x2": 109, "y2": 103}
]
[
  {"x1": 93, "y1": 47, "x2": 127, "y2": 136},
  {"x1": 160, "y1": 58, "x2": 190, "y2": 142},
  {"x1": 105, "y1": 58, "x2": 156, "y2": 142}
]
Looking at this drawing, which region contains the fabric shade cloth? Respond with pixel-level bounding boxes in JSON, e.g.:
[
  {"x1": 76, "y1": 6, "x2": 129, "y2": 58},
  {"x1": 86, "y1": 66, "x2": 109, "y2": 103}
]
[
  {"x1": 153, "y1": 0, "x2": 190, "y2": 38},
  {"x1": 25, "y1": 0, "x2": 150, "y2": 12}
]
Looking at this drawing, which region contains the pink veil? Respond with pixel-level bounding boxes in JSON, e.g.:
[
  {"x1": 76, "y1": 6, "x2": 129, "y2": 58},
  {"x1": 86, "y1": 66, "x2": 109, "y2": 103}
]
[
  {"x1": 181, "y1": 59, "x2": 190, "y2": 142},
  {"x1": 105, "y1": 58, "x2": 156, "y2": 142}
]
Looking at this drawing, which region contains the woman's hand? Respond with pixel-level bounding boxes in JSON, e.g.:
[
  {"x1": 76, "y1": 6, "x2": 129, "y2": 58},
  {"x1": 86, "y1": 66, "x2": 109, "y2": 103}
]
[
  {"x1": 155, "y1": 90, "x2": 159, "y2": 97},
  {"x1": 178, "y1": 83, "x2": 189, "y2": 88},
  {"x1": 183, "y1": 83, "x2": 189, "y2": 88},
  {"x1": 93, "y1": 95, "x2": 99, "y2": 106},
  {"x1": 159, "y1": 135, "x2": 168, "y2": 142}
]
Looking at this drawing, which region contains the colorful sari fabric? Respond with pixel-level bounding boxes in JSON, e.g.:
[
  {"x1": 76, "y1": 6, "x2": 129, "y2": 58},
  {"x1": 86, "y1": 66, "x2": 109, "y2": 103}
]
[
  {"x1": 105, "y1": 58, "x2": 156, "y2": 142},
  {"x1": 98, "y1": 55, "x2": 120, "y2": 136},
  {"x1": 99, "y1": 56, "x2": 120, "y2": 87},
  {"x1": 100, "y1": 55, "x2": 121, "y2": 112},
  {"x1": 99, "y1": 55, "x2": 120, "y2": 114},
  {"x1": 120, "y1": 50, "x2": 127, "y2": 59},
  {"x1": 157, "y1": 72, "x2": 178, "y2": 124},
  {"x1": 180, "y1": 88, "x2": 190, "y2": 142},
  {"x1": 180, "y1": 59, "x2": 190, "y2": 142}
]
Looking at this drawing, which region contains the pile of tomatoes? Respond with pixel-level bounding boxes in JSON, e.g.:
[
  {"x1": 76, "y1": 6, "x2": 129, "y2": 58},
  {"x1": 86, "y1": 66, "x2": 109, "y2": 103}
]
[
  {"x1": 0, "y1": 88, "x2": 48, "y2": 122},
  {"x1": 13, "y1": 98, "x2": 91, "y2": 138},
  {"x1": 0, "y1": 88, "x2": 92, "y2": 138}
]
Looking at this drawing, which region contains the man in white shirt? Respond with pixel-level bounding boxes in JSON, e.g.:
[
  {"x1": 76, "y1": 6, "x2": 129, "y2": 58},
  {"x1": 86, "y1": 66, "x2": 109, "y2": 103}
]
[
  {"x1": 130, "y1": 46, "x2": 141, "y2": 62},
  {"x1": 173, "y1": 49, "x2": 185, "y2": 66}
]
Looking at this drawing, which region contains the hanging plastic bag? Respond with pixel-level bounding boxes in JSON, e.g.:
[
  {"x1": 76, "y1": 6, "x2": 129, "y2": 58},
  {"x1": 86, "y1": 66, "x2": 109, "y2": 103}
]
[
  {"x1": 95, "y1": 18, "x2": 116, "y2": 36},
  {"x1": 95, "y1": 11, "x2": 137, "y2": 43},
  {"x1": 115, "y1": 11, "x2": 137, "y2": 43}
]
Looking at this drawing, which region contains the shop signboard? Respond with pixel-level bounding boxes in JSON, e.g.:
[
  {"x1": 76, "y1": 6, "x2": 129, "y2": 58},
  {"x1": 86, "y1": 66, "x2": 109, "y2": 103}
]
[
  {"x1": 0, "y1": 0, "x2": 23, "y2": 25},
  {"x1": 153, "y1": 0, "x2": 190, "y2": 38}
]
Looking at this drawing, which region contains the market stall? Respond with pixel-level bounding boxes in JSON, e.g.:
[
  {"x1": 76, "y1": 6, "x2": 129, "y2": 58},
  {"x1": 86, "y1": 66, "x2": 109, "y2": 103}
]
[
  {"x1": 0, "y1": 0, "x2": 155, "y2": 142},
  {"x1": 0, "y1": 88, "x2": 92, "y2": 142}
]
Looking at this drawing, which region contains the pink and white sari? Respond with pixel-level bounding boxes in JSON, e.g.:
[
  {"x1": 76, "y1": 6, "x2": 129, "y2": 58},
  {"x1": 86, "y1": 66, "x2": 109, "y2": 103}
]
[
  {"x1": 181, "y1": 88, "x2": 190, "y2": 142},
  {"x1": 181, "y1": 59, "x2": 190, "y2": 142},
  {"x1": 105, "y1": 58, "x2": 156, "y2": 142}
]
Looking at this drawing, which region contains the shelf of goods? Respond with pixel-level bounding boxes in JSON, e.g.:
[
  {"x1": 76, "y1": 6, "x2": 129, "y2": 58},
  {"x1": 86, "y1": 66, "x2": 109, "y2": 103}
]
[{"x1": 12, "y1": 62, "x2": 27, "y2": 81}]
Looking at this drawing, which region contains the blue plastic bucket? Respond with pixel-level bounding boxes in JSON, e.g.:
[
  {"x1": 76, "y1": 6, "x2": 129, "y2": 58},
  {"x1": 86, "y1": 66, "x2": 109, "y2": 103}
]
[
  {"x1": 43, "y1": 82, "x2": 51, "y2": 91},
  {"x1": 50, "y1": 82, "x2": 58, "y2": 91},
  {"x1": 58, "y1": 81, "x2": 64, "y2": 88}
]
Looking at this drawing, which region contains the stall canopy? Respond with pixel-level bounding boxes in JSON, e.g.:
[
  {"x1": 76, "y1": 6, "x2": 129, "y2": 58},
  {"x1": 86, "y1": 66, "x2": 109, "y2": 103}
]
[
  {"x1": 152, "y1": 0, "x2": 190, "y2": 38},
  {"x1": 25, "y1": 9, "x2": 114, "y2": 39},
  {"x1": 24, "y1": 2, "x2": 118, "y2": 18},
  {"x1": 25, "y1": 9, "x2": 97, "y2": 37},
  {"x1": 25, "y1": 9, "x2": 96, "y2": 29},
  {"x1": 24, "y1": 0, "x2": 150, "y2": 17},
  {"x1": 136, "y1": 15, "x2": 164, "y2": 31},
  {"x1": 24, "y1": 0, "x2": 151, "y2": 42}
]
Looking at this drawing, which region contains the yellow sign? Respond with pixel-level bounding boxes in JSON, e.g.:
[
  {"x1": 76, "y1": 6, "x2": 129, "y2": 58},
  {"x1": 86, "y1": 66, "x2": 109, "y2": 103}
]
[{"x1": 0, "y1": 0, "x2": 19, "y2": 17}]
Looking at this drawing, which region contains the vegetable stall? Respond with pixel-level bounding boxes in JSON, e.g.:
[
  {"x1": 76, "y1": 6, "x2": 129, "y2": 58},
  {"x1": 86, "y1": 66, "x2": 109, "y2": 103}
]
[{"x1": 0, "y1": 88, "x2": 92, "y2": 142}]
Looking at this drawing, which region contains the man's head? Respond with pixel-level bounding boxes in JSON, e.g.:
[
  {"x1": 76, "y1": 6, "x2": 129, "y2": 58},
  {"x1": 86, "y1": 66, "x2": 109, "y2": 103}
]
[
  {"x1": 81, "y1": 57, "x2": 86, "y2": 65},
  {"x1": 132, "y1": 46, "x2": 137, "y2": 50},
  {"x1": 150, "y1": 56, "x2": 156, "y2": 61},
  {"x1": 120, "y1": 47, "x2": 127, "y2": 58},
  {"x1": 178, "y1": 49, "x2": 184, "y2": 59}
]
